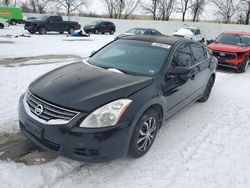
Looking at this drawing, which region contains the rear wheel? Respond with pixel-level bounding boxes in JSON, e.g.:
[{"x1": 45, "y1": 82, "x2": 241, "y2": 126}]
[
  {"x1": 0, "y1": 23, "x2": 4, "y2": 29},
  {"x1": 236, "y1": 56, "x2": 249, "y2": 73},
  {"x1": 68, "y1": 27, "x2": 75, "y2": 34},
  {"x1": 198, "y1": 76, "x2": 215, "y2": 102},
  {"x1": 38, "y1": 27, "x2": 47, "y2": 35},
  {"x1": 94, "y1": 29, "x2": 99, "y2": 34},
  {"x1": 10, "y1": 20, "x2": 16, "y2": 25},
  {"x1": 129, "y1": 109, "x2": 160, "y2": 158},
  {"x1": 28, "y1": 29, "x2": 36, "y2": 34},
  {"x1": 110, "y1": 30, "x2": 114, "y2": 35}
]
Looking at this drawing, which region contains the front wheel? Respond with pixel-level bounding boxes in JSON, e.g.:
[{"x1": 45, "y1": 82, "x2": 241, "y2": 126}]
[
  {"x1": 110, "y1": 30, "x2": 114, "y2": 35},
  {"x1": 38, "y1": 27, "x2": 47, "y2": 35},
  {"x1": 129, "y1": 109, "x2": 160, "y2": 158},
  {"x1": 94, "y1": 29, "x2": 99, "y2": 34},
  {"x1": 236, "y1": 56, "x2": 249, "y2": 73},
  {"x1": 68, "y1": 27, "x2": 75, "y2": 34},
  {"x1": 0, "y1": 23, "x2": 4, "y2": 29},
  {"x1": 28, "y1": 29, "x2": 36, "y2": 34},
  {"x1": 198, "y1": 76, "x2": 215, "y2": 103}
]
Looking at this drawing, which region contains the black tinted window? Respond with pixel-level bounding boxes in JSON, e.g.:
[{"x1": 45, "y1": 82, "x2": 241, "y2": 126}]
[
  {"x1": 89, "y1": 40, "x2": 171, "y2": 76},
  {"x1": 50, "y1": 16, "x2": 61, "y2": 22},
  {"x1": 173, "y1": 43, "x2": 192, "y2": 67},
  {"x1": 191, "y1": 44, "x2": 206, "y2": 63}
]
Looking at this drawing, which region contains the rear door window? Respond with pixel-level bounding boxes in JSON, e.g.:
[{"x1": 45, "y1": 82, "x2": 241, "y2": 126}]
[
  {"x1": 173, "y1": 43, "x2": 192, "y2": 67},
  {"x1": 190, "y1": 44, "x2": 207, "y2": 64}
]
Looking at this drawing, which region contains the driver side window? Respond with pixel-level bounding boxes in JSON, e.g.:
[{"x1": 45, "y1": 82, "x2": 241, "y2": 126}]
[{"x1": 172, "y1": 43, "x2": 192, "y2": 68}]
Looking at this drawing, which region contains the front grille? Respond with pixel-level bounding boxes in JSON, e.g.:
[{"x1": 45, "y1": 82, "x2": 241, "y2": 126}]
[
  {"x1": 212, "y1": 51, "x2": 236, "y2": 60},
  {"x1": 26, "y1": 91, "x2": 79, "y2": 122}
]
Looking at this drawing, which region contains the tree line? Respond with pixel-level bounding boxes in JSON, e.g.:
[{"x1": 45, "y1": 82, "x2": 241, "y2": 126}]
[{"x1": 0, "y1": 0, "x2": 249, "y2": 24}]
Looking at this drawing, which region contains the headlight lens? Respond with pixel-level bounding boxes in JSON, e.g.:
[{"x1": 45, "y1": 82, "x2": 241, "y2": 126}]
[{"x1": 79, "y1": 99, "x2": 132, "y2": 128}]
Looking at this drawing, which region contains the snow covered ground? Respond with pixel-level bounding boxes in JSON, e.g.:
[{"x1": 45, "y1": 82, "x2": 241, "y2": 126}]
[
  {"x1": 1, "y1": 25, "x2": 250, "y2": 188},
  {"x1": 0, "y1": 25, "x2": 114, "y2": 59}
]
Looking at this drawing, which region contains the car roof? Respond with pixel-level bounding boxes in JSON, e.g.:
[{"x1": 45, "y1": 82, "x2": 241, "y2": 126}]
[
  {"x1": 185, "y1": 26, "x2": 199, "y2": 29},
  {"x1": 130, "y1": 27, "x2": 158, "y2": 30},
  {"x1": 222, "y1": 31, "x2": 250, "y2": 36},
  {"x1": 120, "y1": 35, "x2": 189, "y2": 45}
]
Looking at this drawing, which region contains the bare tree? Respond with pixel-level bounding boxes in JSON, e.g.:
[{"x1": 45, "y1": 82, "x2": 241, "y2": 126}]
[
  {"x1": 102, "y1": 0, "x2": 140, "y2": 19},
  {"x1": 123, "y1": 0, "x2": 140, "y2": 19},
  {"x1": 53, "y1": 0, "x2": 89, "y2": 17},
  {"x1": 211, "y1": 0, "x2": 240, "y2": 23},
  {"x1": 141, "y1": 0, "x2": 161, "y2": 20},
  {"x1": 190, "y1": 0, "x2": 206, "y2": 22},
  {"x1": 1, "y1": 0, "x2": 10, "y2": 6},
  {"x1": 240, "y1": 0, "x2": 250, "y2": 24},
  {"x1": 159, "y1": 0, "x2": 175, "y2": 21},
  {"x1": 176, "y1": 0, "x2": 193, "y2": 22},
  {"x1": 102, "y1": 0, "x2": 115, "y2": 18},
  {"x1": 20, "y1": 0, "x2": 51, "y2": 13}
]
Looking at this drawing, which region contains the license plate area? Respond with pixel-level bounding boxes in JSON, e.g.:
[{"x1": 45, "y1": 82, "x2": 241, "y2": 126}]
[{"x1": 25, "y1": 122, "x2": 44, "y2": 139}]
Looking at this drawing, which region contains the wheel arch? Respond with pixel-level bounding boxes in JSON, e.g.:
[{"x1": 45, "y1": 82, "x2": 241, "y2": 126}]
[{"x1": 123, "y1": 97, "x2": 166, "y2": 156}]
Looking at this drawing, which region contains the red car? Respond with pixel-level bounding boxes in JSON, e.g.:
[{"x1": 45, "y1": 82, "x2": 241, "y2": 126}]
[{"x1": 208, "y1": 32, "x2": 250, "y2": 73}]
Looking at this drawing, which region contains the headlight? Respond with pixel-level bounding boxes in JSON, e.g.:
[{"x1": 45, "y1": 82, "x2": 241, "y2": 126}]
[
  {"x1": 90, "y1": 26, "x2": 95, "y2": 29},
  {"x1": 80, "y1": 99, "x2": 132, "y2": 128}
]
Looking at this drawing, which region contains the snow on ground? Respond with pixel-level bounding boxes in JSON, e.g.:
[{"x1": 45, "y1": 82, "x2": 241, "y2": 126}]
[
  {"x1": 0, "y1": 25, "x2": 114, "y2": 59},
  {"x1": 1, "y1": 25, "x2": 250, "y2": 188}
]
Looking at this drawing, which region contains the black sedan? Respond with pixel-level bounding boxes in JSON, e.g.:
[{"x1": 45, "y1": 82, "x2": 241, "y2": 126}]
[
  {"x1": 116, "y1": 28, "x2": 163, "y2": 39},
  {"x1": 18, "y1": 36, "x2": 217, "y2": 162}
]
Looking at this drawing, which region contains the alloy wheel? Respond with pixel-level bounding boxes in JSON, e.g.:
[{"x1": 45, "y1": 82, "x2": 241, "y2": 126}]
[{"x1": 137, "y1": 117, "x2": 157, "y2": 152}]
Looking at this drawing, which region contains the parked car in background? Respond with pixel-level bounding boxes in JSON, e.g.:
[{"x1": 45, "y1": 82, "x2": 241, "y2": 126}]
[
  {"x1": 24, "y1": 15, "x2": 81, "y2": 35},
  {"x1": 84, "y1": 20, "x2": 116, "y2": 35},
  {"x1": 0, "y1": 6, "x2": 23, "y2": 25},
  {"x1": 208, "y1": 32, "x2": 250, "y2": 73},
  {"x1": 116, "y1": 28, "x2": 163, "y2": 39},
  {"x1": 18, "y1": 35, "x2": 217, "y2": 162},
  {"x1": 0, "y1": 18, "x2": 8, "y2": 29},
  {"x1": 173, "y1": 26, "x2": 206, "y2": 44}
]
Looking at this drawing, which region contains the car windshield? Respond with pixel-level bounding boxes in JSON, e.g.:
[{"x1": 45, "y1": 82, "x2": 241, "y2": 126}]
[
  {"x1": 215, "y1": 34, "x2": 250, "y2": 46},
  {"x1": 126, "y1": 28, "x2": 145, "y2": 35},
  {"x1": 185, "y1": 28, "x2": 195, "y2": 34},
  {"x1": 39, "y1": 16, "x2": 49, "y2": 21},
  {"x1": 90, "y1": 21, "x2": 101, "y2": 25},
  {"x1": 88, "y1": 40, "x2": 171, "y2": 77}
]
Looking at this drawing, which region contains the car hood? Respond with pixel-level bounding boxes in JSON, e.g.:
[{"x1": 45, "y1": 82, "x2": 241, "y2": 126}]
[
  {"x1": 208, "y1": 43, "x2": 249, "y2": 53},
  {"x1": 29, "y1": 61, "x2": 152, "y2": 112},
  {"x1": 25, "y1": 19, "x2": 43, "y2": 24},
  {"x1": 84, "y1": 24, "x2": 95, "y2": 28}
]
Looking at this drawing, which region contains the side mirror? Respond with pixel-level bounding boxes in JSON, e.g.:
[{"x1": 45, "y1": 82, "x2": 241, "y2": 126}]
[
  {"x1": 168, "y1": 66, "x2": 191, "y2": 76},
  {"x1": 207, "y1": 39, "x2": 214, "y2": 45}
]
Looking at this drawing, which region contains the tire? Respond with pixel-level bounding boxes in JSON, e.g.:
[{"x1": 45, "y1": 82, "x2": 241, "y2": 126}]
[
  {"x1": 236, "y1": 56, "x2": 249, "y2": 73},
  {"x1": 101, "y1": 32, "x2": 105, "y2": 34},
  {"x1": 129, "y1": 109, "x2": 160, "y2": 158},
  {"x1": 68, "y1": 27, "x2": 75, "y2": 34},
  {"x1": 94, "y1": 29, "x2": 99, "y2": 34},
  {"x1": 59, "y1": 31, "x2": 64, "y2": 34},
  {"x1": 0, "y1": 24, "x2": 4, "y2": 29},
  {"x1": 38, "y1": 27, "x2": 47, "y2": 35},
  {"x1": 28, "y1": 29, "x2": 36, "y2": 34},
  {"x1": 10, "y1": 20, "x2": 16, "y2": 25},
  {"x1": 110, "y1": 30, "x2": 114, "y2": 35},
  {"x1": 198, "y1": 76, "x2": 215, "y2": 103}
]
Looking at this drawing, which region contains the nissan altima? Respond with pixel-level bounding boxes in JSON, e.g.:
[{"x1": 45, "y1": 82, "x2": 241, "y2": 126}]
[{"x1": 18, "y1": 36, "x2": 217, "y2": 162}]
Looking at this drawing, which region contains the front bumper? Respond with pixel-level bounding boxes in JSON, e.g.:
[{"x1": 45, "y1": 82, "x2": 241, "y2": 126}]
[{"x1": 18, "y1": 94, "x2": 131, "y2": 162}]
